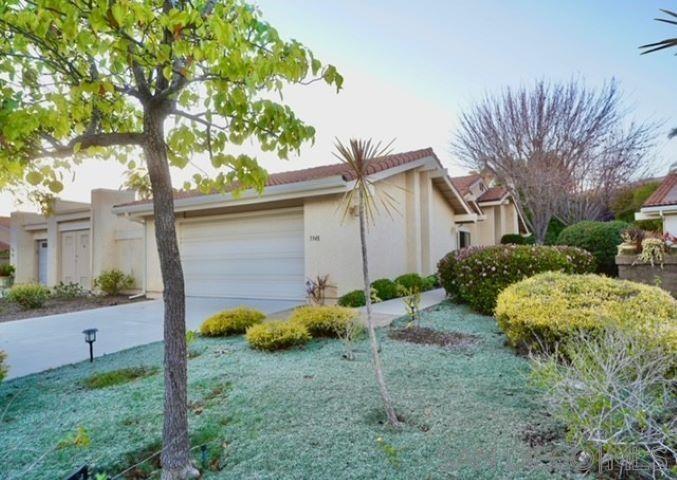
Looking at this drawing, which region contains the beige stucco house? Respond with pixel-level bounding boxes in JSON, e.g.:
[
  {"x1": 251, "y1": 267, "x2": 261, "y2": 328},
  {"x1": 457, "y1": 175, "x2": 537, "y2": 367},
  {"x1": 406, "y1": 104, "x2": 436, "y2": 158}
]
[
  {"x1": 0, "y1": 217, "x2": 9, "y2": 265},
  {"x1": 10, "y1": 148, "x2": 526, "y2": 301}
]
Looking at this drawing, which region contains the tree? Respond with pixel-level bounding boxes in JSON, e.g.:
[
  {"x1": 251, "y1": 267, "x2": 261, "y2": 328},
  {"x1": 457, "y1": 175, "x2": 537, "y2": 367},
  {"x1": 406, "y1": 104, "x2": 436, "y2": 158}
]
[
  {"x1": 333, "y1": 138, "x2": 401, "y2": 428},
  {"x1": 452, "y1": 80, "x2": 655, "y2": 243},
  {"x1": 0, "y1": 1, "x2": 342, "y2": 478}
]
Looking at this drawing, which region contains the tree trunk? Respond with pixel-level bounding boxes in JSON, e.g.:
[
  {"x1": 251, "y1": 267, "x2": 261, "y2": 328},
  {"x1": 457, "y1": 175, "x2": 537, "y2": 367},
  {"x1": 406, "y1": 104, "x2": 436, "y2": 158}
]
[
  {"x1": 358, "y1": 189, "x2": 400, "y2": 428},
  {"x1": 143, "y1": 111, "x2": 197, "y2": 480}
]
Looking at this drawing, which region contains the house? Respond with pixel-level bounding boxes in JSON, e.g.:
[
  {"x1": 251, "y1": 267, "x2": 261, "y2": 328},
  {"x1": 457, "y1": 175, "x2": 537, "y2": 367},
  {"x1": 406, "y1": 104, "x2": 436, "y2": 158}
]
[
  {"x1": 635, "y1": 164, "x2": 677, "y2": 235},
  {"x1": 10, "y1": 148, "x2": 526, "y2": 301}
]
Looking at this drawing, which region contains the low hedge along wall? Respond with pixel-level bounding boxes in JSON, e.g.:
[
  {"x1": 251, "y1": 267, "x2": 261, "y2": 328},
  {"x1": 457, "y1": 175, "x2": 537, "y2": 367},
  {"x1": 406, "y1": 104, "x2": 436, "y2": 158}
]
[
  {"x1": 437, "y1": 245, "x2": 596, "y2": 314},
  {"x1": 495, "y1": 272, "x2": 677, "y2": 354}
]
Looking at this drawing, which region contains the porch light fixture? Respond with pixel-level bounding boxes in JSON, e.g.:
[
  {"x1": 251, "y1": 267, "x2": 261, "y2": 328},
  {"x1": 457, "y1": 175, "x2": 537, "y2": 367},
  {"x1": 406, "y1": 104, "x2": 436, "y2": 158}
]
[{"x1": 82, "y1": 328, "x2": 98, "y2": 362}]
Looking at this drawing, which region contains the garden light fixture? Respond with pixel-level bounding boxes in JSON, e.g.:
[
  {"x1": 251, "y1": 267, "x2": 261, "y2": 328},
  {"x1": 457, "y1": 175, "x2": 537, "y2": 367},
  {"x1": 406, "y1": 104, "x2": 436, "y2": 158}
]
[{"x1": 82, "y1": 328, "x2": 98, "y2": 362}]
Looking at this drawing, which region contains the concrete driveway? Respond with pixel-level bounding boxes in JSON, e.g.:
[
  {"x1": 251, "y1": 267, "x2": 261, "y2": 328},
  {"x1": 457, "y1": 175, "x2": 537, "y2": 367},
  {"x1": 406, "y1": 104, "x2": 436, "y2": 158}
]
[{"x1": 0, "y1": 297, "x2": 301, "y2": 380}]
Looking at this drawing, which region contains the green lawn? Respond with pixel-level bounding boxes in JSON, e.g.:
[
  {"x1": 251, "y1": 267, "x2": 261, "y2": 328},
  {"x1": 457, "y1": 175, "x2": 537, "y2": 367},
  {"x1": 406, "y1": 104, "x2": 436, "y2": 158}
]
[{"x1": 0, "y1": 302, "x2": 576, "y2": 479}]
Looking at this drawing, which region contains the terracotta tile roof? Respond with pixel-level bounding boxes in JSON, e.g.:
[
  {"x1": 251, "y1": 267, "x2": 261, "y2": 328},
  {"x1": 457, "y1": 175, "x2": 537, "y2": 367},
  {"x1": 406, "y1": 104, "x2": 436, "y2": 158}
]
[
  {"x1": 0, "y1": 217, "x2": 9, "y2": 228},
  {"x1": 449, "y1": 173, "x2": 482, "y2": 196},
  {"x1": 643, "y1": 173, "x2": 677, "y2": 207},
  {"x1": 477, "y1": 186, "x2": 509, "y2": 203},
  {"x1": 118, "y1": 148, "x2": 438, "y2": 207}
]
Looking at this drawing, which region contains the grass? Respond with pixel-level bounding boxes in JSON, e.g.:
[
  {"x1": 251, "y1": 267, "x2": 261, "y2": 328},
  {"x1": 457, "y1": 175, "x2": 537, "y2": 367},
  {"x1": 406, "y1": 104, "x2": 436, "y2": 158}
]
[
  {"x1": 0, "y1": 302, "x2": 575, "y2": 479},
  {"x1": 82, "y1": 366, "x2": 160, "y2": 390}
]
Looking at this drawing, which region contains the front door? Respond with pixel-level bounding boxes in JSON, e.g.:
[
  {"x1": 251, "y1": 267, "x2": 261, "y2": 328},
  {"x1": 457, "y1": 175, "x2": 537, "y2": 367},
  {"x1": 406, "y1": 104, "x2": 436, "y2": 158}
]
[
  {"x1": 37, "y1": 240, "x2": 48, "y2": 285},
  {"x1": 60, "y1": 230, "x2": 91, "y2": 289}
]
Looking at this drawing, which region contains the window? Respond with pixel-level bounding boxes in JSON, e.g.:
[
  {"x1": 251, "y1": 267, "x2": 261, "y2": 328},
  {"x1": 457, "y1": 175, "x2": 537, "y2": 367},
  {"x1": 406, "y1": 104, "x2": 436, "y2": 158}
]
[{"x1": 459, "y1": 231, "x2": 471, "y2": 249}]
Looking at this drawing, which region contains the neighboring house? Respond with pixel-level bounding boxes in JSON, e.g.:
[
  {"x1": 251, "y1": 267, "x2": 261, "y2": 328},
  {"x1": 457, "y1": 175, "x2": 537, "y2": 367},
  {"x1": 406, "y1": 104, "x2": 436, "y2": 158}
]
[
  {"x1": 10, "y1": 148, "x2": 526, "y2": 301},
  {"x1": 635, "y1": 166, "x2": 677, "y2": 236},
  {"x1": 0, "y1": 217, "x2": 10, "y2": 265}
]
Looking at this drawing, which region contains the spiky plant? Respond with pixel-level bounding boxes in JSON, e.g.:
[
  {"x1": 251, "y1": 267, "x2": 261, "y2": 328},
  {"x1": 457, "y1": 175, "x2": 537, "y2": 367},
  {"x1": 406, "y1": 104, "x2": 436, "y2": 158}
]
[{"x1": 333, "y1": 138, "x2": 401, "y2": 428}]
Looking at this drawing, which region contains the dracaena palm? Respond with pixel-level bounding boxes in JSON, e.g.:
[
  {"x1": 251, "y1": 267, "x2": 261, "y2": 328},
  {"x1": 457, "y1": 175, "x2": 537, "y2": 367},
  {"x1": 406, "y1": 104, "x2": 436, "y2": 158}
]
[{"x1": 333, "y1": 138, "x2": 401, "y2": 428}]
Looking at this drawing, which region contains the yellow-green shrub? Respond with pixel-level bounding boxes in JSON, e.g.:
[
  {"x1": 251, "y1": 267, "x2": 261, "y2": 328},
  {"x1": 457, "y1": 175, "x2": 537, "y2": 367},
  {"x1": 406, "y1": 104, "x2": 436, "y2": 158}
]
[
  {"x1": 245, "y1": 321, "x2": 311, "y2": 351},
  {"x1": 495, "y1": 272, "x2": 677, "y2": 354},
  {"x1": 289, "y1": 305, "x2": 358, "y2": 337},
  {"x1": 0, "y1": 350, "x2": 7, "y2": 383},
  {"x1": 200, "y1": 307, "x2": 265, "y2": 337}
]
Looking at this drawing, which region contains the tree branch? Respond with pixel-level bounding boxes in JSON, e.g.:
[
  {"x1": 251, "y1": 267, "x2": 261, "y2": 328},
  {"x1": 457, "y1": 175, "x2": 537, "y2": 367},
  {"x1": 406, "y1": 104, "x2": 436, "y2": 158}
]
[{"x1": 35, "y1": 132, "x2": 145, "y2": 159}]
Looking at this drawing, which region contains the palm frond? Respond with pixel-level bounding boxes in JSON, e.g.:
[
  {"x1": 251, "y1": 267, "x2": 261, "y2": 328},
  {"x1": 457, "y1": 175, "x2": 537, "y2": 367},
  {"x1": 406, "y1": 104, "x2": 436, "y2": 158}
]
[
  {"x1": 333, "y1": 138, "x2": 397, "y2": 225},
  {"x1": 640, "y1": 10, "x2": 677, "y2": 54}
]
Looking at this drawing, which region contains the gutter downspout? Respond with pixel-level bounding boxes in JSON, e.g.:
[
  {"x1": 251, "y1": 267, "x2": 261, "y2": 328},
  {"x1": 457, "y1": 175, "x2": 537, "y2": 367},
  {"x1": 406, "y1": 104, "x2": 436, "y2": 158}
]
[{"x1": 128, "y1": 216, "x2": 147, "y2": 300}]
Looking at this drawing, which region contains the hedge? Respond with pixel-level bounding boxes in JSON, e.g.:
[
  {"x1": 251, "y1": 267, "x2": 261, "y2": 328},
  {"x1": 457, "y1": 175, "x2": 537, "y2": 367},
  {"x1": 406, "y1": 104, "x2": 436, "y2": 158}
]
[
  {"x1": 245, "y1": 321, "x2": 311, "y2": 351},
  {"x1": 200, "y1": 307, "x2": 266, "y2": 336},
  {"x1": 289, "y1": 305, "x2": 358, "y2": 337},
  {"x1": 495, "y1": 272, "x2": 677, "y2": 355},
  {"x1": 337, "y1": 289, "x2": 366, "y2": 307},
  {"x1": 370, "y1": 278, "x2": 398, "y2": 301},
  {"x1": 555, "y1": 220, "x2": 629, "y2": 276},
  {"x1": 7, "y1": 283, "x2": 50, "y2": 309},
  {"x1": 436, "y1": 245, "x2": 596, "y2": 314}
]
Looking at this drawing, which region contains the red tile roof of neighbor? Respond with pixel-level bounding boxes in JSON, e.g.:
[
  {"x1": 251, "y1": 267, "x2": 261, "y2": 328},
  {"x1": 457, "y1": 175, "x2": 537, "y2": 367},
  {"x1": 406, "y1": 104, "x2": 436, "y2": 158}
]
[
  {"x1": 119, "y1": 148, "x2": 442, "y2": 207},
  {"x1": 449, "y1": 173, "x2": 482, "y2": 196},
  {"x1": 477, "y1": 186, "x2": 509, "y2": 203},
  {"x1": 643, "y1": 173, "x2": 677, "y2": 207}
]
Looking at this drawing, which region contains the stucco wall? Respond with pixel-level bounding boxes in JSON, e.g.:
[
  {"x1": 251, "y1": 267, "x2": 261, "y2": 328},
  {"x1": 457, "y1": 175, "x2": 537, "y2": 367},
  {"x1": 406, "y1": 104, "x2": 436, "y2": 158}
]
[
  {"x1": 10, "y1": 212, "x2": 45, "y2": 283},
  {"x1": 429, "y1": 185, "x2": 458, "y2": 271},
  {"x1": 617, "y1": 254, "x2": 676, "y2": 297},
  {"x1": 665, "y1": 215, "x2": 677, "y2": 236},
  {"x1": 91, "y1": 189, "x2": 144, "y2": 289}
]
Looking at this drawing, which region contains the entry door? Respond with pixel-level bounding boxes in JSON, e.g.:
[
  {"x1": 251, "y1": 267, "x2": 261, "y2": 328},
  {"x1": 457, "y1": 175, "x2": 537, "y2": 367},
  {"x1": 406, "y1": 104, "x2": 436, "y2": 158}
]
[
  {"x1": 37, "y1": 240, "x2": 48, "y2": 285},
  {"x1": 179, "y1": 209, "x2": 305, "y2": 300},
  {"x1": 60, "y1": 230, "x2": 91, "y2": 289}
]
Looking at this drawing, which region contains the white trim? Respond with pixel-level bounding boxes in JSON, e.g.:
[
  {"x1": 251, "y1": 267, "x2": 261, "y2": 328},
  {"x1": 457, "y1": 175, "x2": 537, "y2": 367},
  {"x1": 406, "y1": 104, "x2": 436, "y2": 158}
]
[
  {"x1": 58, "y1": 221, "x2": 90, "y2": 232},
  {"x1": 639, "y1": 205, "x2": 677, "y2": 215},
  {"x1": 455, "y1": 213, "x2": 479, "y2": 223}
]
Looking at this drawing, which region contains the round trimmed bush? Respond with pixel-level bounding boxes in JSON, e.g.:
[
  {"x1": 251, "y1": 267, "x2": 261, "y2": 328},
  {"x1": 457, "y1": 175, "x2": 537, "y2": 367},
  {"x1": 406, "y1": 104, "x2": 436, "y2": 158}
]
[
  {"x1": 496, "y1": 272, "x2": 677, "y2": 354},
  {"x1": 556, "y1": 220, "x2": 629, "y2": 276},
  {"x1": 200, "y1": 307, "x2": 266, "y2": 336},
  {"x1": 370, "y1": 278, "x2": 398, "y2": 301},
  {"x1": 245, "y1": 321, "x2": 311, "y2": 351},
  {"x1": 500, "y1": 234, "x2": 535, "y2": 245},
  {"x1": 422, "y1": 274, "x2": 440, "y2": 291},
  {"x1": 337, "y1": 289, "x2": 366, "y2": 307},
  {"x1": 290, "y1": 305, "x2": 358, "y2": 337},
  {"x1": 394, "y1": 273, "x2": 424, "y2": 291},
  {"x1": 437, "y1": 245, "x2": 595, "y2": 315},
  {"x1": 7, "y1": 283, "x2": 50, "y2": 309}
]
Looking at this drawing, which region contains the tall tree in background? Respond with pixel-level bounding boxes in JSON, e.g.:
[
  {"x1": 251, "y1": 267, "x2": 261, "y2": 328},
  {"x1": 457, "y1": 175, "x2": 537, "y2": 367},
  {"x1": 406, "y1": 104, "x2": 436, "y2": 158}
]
[
  {"x1": 452, "y1": 80, "x2": 654, "y2": 242},
  {"x1": 333, "y1": 138, "x2": 401, "y2": 428},
  {"x1": 0, "y1": 1, "x2": 342, "y2": 478}
]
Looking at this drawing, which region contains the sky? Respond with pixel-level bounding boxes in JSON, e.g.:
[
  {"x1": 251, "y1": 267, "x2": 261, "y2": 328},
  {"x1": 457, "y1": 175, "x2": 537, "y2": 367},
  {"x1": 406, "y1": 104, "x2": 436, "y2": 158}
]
[{"x1": 1, "y1": 0, "x2": 676, "y2": 215}]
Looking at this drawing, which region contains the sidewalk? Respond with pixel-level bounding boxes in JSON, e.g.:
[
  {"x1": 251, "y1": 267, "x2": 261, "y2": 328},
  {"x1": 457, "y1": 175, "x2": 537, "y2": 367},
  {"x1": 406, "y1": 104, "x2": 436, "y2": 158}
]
[{"x1": 361, "y1": 288, "x2": 447, "y2": 327}]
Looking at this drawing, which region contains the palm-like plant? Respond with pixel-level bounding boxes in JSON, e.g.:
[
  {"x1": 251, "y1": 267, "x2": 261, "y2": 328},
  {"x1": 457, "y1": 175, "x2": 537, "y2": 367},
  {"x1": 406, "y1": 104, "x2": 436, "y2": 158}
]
[
  {"x1": 333, "y1": 138, "x2": 401, "y2": 428},
  {"x1": 640, "y1": 10, "x2": 677, "y2": 140}
]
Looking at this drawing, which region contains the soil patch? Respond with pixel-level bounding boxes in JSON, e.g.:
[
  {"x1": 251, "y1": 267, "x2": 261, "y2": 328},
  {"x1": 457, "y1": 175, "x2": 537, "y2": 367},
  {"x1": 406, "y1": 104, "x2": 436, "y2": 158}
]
[
  {"x1": 0, "y1": 295, "x2": 148, "y2": 322},
  {"x1": 388, "y1": 326, "x2": 479, "y2": 349}
]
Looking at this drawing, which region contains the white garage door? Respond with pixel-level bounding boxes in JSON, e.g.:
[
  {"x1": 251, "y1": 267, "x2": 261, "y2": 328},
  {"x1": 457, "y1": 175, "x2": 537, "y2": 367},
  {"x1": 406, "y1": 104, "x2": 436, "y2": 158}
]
[{"x1": 179, "y1": 209, "x2": 305, "y2": 300}]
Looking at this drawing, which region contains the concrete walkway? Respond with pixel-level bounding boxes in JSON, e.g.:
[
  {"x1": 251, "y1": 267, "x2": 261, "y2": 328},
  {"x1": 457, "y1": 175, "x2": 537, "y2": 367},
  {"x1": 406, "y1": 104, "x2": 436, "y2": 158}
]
[
  {"x1": 363, "y1": 288, "x2": 447, "y2": 327},
  {"x1": 0, "y1": 297, "x2": 300, "y2": 380}
]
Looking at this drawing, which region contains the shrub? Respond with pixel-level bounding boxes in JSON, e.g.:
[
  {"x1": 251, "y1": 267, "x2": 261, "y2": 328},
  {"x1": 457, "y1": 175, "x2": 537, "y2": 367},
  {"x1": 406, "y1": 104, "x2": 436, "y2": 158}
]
[
  {"x1": 245, "y1": 321, "x2": 311, "y2": 351},
  {"x1": 0, "y1": 264, "x2": 15, "y2": 277},
  {"x1": 337, "y1": 289, "x2": 366, "y2": 307},
  {"x1": 370, "y1": 278, "x2": 398, "y2": 301},
  {"x1": 531, "y1": 328, "x2": 675, "y2": 477},
  {"x1": 500, "y1": 234, "x2": 534, "y2": 245},
  {"x1": 7, "y1": 283, "x2": 50, "y2": 309},
  {"x1": 200, "y1": 307, "x2": 266, "y2": 336},
  {"x1": 394, "y1": 273, "x2": 424, "y2": 291},
  {"x1": 438, "y1": 245, "x2": 595, "y2": 314},
  {"x1": 83, "y1": 366, "x2": 159, "y2": 389},
  {"x1": 0, "y1": 350, "x2": 7, "y2": 383},
  {"x1": 93, "y1": 269, "x2": 135, "y2": 296},
  {"x1": 495, "y1": 272, "x2": 677, "y2": 354},
  {"x1": 421, "y1": 274, "x2": 440, "y2": 290},
  {"x1": 556, "y1": 220, "x2": 629, "y2": 276},
  {"x1": 290, "y1": 305, "x2": 358, "y2": 337},
  {"x1": 51, "y1": 281, "x2": 85, "y2": 299}
]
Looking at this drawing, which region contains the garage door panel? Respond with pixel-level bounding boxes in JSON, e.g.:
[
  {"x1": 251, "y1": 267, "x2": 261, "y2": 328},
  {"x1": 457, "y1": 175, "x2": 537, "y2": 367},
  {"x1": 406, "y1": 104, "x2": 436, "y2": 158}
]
[{"x1": 179, "y1": 210, "x2": 305, "y2": 300}]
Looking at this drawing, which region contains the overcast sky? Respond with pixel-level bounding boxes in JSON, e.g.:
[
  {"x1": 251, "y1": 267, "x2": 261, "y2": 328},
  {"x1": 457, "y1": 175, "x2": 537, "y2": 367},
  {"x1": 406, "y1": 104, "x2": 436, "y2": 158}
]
[{"x1": 1, "y1": 0, "x2": 675, "y2": 215}]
